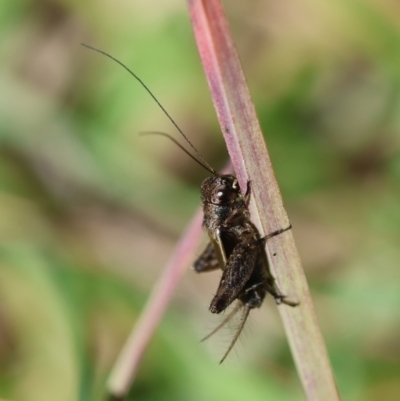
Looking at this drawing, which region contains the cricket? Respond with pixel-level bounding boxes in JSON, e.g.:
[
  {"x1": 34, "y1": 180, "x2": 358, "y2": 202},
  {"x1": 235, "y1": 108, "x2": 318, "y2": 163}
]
[{"x1": 82, "y1": 43, "x2": 298, "y2": 363}]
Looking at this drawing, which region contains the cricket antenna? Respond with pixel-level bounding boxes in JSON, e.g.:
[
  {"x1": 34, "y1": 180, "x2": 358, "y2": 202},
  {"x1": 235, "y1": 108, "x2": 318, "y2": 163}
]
[
  {"x1": 81, "y1": 43, "x2": 217, "y2": 175},
  {"x1": 139, "y1": 132, "x2": 216, "y2": 175}
]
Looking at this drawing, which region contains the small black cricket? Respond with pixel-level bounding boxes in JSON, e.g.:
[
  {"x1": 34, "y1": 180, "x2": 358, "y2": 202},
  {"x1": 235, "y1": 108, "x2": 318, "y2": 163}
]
[
  {"x1": 82, "y1": 44, "x2": 298, "y2": 363},
  {"x1": 194, "y1": 176, "x2": 298, "y2": 362}
]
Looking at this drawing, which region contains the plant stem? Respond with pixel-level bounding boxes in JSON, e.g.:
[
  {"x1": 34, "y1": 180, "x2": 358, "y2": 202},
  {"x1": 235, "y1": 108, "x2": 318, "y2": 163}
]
[
  {"x1": 107, "y1": 210, "x2": 203, "y2": 399},
  {"x1": 187, "y1": 0, "x2": 341, "y2": 400}
]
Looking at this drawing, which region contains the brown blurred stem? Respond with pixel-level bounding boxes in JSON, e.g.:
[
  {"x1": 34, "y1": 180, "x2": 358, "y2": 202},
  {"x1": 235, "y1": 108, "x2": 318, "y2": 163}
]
[
  {"x1": 187, "y1": 0, "x2": 340, "y2": 400},
  {"x1": 107, "y1": 210, "x2": 203, "y2": 399},
  {"x1": 107, "y1": 162, "x2": 232, "y2": 400}
]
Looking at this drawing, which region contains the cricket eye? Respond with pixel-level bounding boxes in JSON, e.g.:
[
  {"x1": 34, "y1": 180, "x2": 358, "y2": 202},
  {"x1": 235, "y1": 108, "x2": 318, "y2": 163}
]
[{"x1": 213, "y1": 185, "x2": 234, "y2": 204}]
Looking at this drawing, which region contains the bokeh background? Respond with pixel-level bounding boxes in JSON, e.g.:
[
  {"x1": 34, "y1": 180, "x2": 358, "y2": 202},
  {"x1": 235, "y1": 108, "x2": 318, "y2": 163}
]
[{"x1": 1, "y1": 0, "x2": 400, "y2": 400}]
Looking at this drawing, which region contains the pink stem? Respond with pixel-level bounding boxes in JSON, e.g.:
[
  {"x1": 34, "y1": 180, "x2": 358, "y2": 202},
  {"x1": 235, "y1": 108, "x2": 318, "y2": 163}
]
[{"x1": 187, "y1": 1, "x2": 341, "y2": 400}]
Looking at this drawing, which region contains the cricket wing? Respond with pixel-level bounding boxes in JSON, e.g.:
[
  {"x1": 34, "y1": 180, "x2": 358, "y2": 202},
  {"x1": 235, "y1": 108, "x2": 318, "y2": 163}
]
[{"x1": 209, "y1": 242, "x2": 258, "y2": 314}]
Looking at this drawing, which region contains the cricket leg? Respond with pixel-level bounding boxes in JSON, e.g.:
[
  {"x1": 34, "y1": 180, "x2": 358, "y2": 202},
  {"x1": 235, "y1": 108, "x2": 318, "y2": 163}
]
[
  {"x1": 264, "y1": 224, "x2": 292, "y2": 241},
  {"x1": 193, "y1": 243, "x2": 220, "y2": 273},
  {"x1": 257, "y1": 236, "x2": 299, "y2": 307}
]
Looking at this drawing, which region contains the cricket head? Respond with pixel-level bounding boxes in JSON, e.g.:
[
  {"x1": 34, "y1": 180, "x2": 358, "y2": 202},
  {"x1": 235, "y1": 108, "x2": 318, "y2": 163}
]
[{"x1": 200, "y1": 174, "x2": 242, "y2": 206}]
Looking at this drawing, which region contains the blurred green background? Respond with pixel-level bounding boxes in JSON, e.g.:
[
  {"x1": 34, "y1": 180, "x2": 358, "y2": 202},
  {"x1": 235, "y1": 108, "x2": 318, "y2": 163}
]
[{"x1": 1, "y1": 0, "x2": 400, "y2": 400}]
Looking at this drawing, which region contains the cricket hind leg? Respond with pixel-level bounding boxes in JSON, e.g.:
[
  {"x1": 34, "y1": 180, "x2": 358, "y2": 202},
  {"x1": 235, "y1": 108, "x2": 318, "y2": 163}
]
[
  {"x1": 257, "y1": 228, "x2": 299, "y2": 307},
  {"x1": 272, "y1": 292, "x2": 299, "y2": 307},
  {"x1": 262, "y1": 271, "x2": 299, "y2": 307}
]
